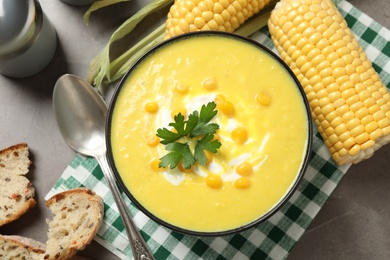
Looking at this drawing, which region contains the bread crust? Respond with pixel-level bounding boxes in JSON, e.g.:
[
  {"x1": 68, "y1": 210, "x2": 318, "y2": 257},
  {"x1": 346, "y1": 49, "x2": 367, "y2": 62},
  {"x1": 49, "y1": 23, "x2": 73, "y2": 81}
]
[
  {"x1": 0, "y1": 143, "x2": 32, "y2": 175},
  {"x1": 0, "y1": 234, "x2": 46, "y2": 259},
  {"x1": 0, "y1": 143, "x2": 36, "y2": 227},
  {"x1": 0, "y1": 235, "x2": 91, "y2": 260},
  {"x1": 44, "y1": 188, "x2": 104, "y2": 260}
]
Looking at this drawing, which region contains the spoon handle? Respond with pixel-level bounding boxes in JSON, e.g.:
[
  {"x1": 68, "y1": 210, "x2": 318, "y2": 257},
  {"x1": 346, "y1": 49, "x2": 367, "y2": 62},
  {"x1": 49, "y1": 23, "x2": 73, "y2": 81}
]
[{"x1": 96, "y1": 153, "x2": 155, "y2": 260}]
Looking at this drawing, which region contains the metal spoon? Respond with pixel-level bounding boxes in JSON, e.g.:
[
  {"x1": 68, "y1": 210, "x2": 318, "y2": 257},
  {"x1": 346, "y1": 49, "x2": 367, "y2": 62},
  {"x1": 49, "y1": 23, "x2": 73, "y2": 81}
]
[{"x1": 53, "y1": 74, "x2": 155, "y2": 260}]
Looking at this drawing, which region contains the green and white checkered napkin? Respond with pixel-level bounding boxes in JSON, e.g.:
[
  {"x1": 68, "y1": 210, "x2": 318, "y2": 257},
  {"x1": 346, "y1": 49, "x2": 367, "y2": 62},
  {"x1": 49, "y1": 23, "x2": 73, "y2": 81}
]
[{"x1": 46, "y1": 1, "x2": 390, "y2": 259}]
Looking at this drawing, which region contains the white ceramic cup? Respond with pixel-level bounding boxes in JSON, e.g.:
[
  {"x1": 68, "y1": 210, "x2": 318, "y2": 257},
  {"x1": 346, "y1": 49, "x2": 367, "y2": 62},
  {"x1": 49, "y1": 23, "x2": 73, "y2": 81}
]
[{"x1": 0, "y1": 0, "x2": 57, "y2": 78}]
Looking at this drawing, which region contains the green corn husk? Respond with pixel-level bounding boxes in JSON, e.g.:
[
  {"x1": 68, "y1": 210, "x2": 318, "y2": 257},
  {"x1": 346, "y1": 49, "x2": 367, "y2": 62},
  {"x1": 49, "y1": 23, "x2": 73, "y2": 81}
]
[
  {"x1": 87, "y1": 0, "x2": 173, "y2": 90},
  {"x1": 84, "y1": 0, "x2": 131, "y2": 24}
]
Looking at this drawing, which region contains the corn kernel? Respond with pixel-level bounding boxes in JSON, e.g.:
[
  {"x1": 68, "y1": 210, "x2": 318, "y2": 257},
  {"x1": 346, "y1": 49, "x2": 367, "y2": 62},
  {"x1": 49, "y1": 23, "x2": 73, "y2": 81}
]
[
  {"x1": 213, "y1": 2, "x2": 224, "y2": 13},
  {"x1": 355, "y1": 107, "x2": 369, "y2": 119},
  {"x1": 342, "y1": 111, "x2": 354, "y2": 124},
  {"x1": 194, "y1": 17, "x2": 205, "y2": 28},
  {"x1": 144, "y1": 101, "x2": 159, "y2": 113},
  {"x1": 328, "y1": 90, "x2": 341, "y2": 103},
  {"x1": 232, "y1": 126, "x2": 248, "y2": 144},
  {"x1": 363, "y1": 97, "x2": 376, "y2": 108},
  {"x1": 202, "y1": 77, "x2": 216, "y2": 90},
  {"x1": 343, "y1": 137, "x2": 356, "y2": 149},
  {"x1": 355, "y1": 132, "x2": 369, "y2": 144},
  {"x1": 335, "y1": 123, "x2": 347, "y2": 136},
  {"x1": 369, "y1": 128, "x2": 383, "y2": 140},
  {"x1": 174, "y1": 83, "x2": 190, "y2": 94},
  {"x1": 324, "y1": 126, "x2": 334, "y2": 137},
  {"x1": 330, "y1": 116, "x2": 343, "y2": 128},
  {"x1": 360, "y1": 140, "x2": 375, "y2": 150},
  {"x1": 348, "y1": 144, "x2": 361, "y2": 156},
  {"x1": 320, "y1": 120, "x2": 330, "y2": 131},
  {"x1": 325, "y1": 111, "x2": 338, "y2": 122},
  {"x1": 334, "y1": 141, "x2": 343, "y2": 151},
  {"x1": 178, "y1": 19, "x2": 189, "y2": 32},
  {"x1": 336, "y1": 75, "x2": 349, "y2": 87},
  {"x1": 378, "y1": 118, "x2": 389, "y2": 128},
  {"x1": 256, "y1": 92, "x2": 272, "y2": 106},
  {"x1": 219, "y1": 100, "x2": 235, "y2": 116},
  {"x1": 214, "y1": 94, "x2": 226, "y2": 104},
  {"x1": 333, "y1": 98, "x2": 345, "y2": 108},
  {"x1": 146, "y1": 135, "x2": 160, "y2": 146},
  {"x1": 338, "y1": 148, "x2": 348, "y2": 157},
  {"x1": 322, "y1": 104, "x2": 334, "y2": 115},
  {"x1": 234, "y1": 177, "x2": 250, "y2": 189},
  {"x1": 361, "y1": 115, "x2": 373, "y2": 125},
  {"x1": 150, "y1": 158, "x2": 163, "y2": 172},
  {"x1": 185, "y1": 12, "x2": 195, "y2": 24},
  {"x1": 345, "y1": 117, "x2": 360, "y2": 130},
  {"x1": 383, "y1": 126, "x2": 390, "y2": 136},
  {"x1": 236, "y1": 161, "x2": 253, "y2": 176},
  {"x1": 346, "y1": 95, "x2": 359, "y2": 106},
  {"x1": 373, "y1": 110, "x2": 385, "y2": 121},
  {"x1": 322, "y1": 76, "x2": 335, "y2": 87},
  {"x1": 206, "y1": 173, "x2": 222, "y2": 188},
  {"x1": 335, "y1": 104, "x2": 349, "y2": 117},
  {"x1": 328, "y1": 134, "x2": 339, "y2": 145},
  {"x1": 202, "y1": 11, "x2": 214, "y2": 22},
  {"x1": 365, "y1": 121, "x2": 378, "y2": 133},
  {"x1": 350, "y1": 125, "x2": 364, "y2": 137}
]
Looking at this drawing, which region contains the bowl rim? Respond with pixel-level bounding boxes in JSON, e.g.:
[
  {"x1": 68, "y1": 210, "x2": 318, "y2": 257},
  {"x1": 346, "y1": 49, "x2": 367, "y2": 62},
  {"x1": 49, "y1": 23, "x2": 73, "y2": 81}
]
[{"x1": 106, "y1": 31, "x2": 313, "y2": 237}]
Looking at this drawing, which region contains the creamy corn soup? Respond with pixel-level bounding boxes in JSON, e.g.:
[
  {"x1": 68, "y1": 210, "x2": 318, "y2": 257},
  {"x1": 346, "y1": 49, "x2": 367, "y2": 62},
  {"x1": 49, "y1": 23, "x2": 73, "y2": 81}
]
[{"x1": 110, "y1": 34, "x2": 309, "y2": 233}]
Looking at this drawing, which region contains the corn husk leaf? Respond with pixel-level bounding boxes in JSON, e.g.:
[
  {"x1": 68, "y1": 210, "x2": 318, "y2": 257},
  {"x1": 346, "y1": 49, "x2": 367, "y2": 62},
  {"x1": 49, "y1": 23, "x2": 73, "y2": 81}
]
[
  {"x1": 84, "y1": 0, "x2": 130, "y2": 25},
  {"x1": 108, "y1": 23, "x2": 166, "y2": 83},
  {"x1": 87, "y1": 0, "x2": 172, "y2": 90}
]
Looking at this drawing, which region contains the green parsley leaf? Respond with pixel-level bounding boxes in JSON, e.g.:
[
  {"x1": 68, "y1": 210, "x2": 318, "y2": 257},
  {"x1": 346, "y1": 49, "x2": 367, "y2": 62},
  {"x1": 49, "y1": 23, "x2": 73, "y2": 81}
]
[
  {"x1": 156, "y1": 101, "x2": 221, "y2": 170},
  {"x1": 195, "y1": 134, "x2": 222, "y2": 166},
  {"x1": 191, "y1": 102, "x2": 219, "y2": 137},
  {"x1": 156, "y1": 127, "x2": 181, "y2": 145},
  {"x1": 159, "y1": 142, "x2": 195, "y2": 169}
]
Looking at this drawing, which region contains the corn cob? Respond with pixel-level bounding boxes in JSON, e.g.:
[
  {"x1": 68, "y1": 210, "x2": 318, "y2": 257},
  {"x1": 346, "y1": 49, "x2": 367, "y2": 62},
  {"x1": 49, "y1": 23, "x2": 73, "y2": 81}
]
[
  {"x1": 165, "y1": 0, "x2": 272, "y2": 39},
  {"x1": 268, "y1": 0, "x2": 390, "y2": 165}
]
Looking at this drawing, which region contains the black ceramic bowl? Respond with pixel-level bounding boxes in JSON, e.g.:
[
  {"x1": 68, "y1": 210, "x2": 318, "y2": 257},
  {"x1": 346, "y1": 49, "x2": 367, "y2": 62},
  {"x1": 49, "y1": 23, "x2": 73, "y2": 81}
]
[{"x1": 106, "y1": 31, "x2": 313, "y2": 236}]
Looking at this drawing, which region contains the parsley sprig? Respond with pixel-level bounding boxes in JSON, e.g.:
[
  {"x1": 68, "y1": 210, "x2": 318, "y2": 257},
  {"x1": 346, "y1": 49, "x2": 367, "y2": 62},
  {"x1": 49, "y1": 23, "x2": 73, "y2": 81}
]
[{"x1": 157, "y1": 101, "x2": 222, "y2": 170}]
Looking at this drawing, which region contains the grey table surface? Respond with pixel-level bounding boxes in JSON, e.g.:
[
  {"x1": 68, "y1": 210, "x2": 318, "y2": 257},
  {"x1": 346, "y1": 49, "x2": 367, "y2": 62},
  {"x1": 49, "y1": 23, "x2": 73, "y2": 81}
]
[{"x1": 0, "y1": 0, "x2": 389, "y2": 259}]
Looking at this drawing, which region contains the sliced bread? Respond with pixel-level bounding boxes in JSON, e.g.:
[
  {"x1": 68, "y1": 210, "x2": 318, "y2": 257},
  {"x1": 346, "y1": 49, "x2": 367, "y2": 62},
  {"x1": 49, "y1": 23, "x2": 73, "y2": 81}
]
[
  {"x1": 0, "y1": 235, "x2": 91, "y2": 260},
  {"x1": 43, "y1": 188, "x2": 104, "y2": 260},
  {"x1": 0, "y1": 234, "x2": 45, "y2": 260},
  {"x1": 0, "y1": 188, "x2": 103, "y2": 260},
  {"x1": 0, "y1": 143, "x2": 36, "y2": 227}
]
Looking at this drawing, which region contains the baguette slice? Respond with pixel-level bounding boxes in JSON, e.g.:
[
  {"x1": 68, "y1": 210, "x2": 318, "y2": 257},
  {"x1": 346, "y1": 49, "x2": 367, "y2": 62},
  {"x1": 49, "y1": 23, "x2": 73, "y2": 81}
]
[
  {"x1": 0, "y1": 143, "x2": 36, "y2": 227},
  {"x1": 43, "y1": 188, "x2": 104, "y2": 260},
  {"x1": 0, "y1": 235, "x2": 91, "y2": 260},
  {"x1": 0, "y1": 234, "x2": 45, "y2": 260}
]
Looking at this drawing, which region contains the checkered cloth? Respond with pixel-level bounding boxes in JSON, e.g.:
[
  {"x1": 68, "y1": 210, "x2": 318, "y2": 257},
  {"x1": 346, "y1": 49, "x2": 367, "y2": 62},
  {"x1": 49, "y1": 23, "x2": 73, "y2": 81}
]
[{"x1": 46, "y1": 1, "x2": 390, "y2": 259}]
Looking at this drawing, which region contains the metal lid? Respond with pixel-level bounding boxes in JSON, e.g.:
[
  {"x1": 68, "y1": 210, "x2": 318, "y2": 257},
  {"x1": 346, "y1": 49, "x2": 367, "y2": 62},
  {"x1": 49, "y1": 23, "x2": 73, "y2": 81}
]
[{"x1": 0, "y1": 0, "x2": 43, "y2": 59}]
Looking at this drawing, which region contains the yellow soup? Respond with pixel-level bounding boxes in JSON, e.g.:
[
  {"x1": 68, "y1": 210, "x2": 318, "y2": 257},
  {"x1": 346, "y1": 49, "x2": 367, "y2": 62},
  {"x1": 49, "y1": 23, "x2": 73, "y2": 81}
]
[{"x1": 110, "y1": 34, "x2": 309, "y2": 233}]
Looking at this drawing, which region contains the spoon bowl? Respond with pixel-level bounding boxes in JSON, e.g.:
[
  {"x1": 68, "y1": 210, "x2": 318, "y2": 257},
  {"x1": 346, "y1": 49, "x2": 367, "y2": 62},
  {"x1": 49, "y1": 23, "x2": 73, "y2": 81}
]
[
  {"x1": 53, "y1": 74, "x2": 106, "y2": 157},
  {"x1": 53, "y1": 74, "x2": 155, "y2": 260}
]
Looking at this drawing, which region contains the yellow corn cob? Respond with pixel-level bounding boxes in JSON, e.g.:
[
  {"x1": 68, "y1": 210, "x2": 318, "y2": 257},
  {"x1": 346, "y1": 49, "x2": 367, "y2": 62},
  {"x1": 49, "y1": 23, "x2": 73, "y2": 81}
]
[
  {"x1": 164, "y1": 0, "x2": 272, "y2": 39},
  {"x1": 268, "y1": 0, "x2": 390, "y2": 165}
]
